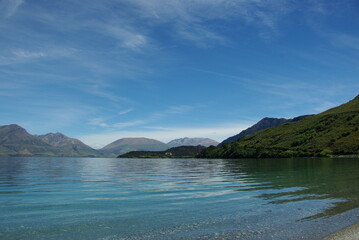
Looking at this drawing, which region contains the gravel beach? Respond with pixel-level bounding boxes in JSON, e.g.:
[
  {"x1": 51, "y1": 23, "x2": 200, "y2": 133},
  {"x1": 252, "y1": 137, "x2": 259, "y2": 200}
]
[{"x1": 323, "y1": 222, "x2": 359, "y2": 240}]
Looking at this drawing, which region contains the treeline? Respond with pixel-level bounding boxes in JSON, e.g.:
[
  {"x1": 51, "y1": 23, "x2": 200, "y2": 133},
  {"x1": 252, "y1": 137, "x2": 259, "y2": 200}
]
[{"x1": 118, "y1": 145, "x2": 206, "y2": 158}]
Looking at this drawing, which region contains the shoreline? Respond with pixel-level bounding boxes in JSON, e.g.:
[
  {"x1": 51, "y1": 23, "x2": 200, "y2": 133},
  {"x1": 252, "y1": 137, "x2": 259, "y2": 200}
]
[{"x1": 323, "y1": 222, "x2": 359, "y2": 240}]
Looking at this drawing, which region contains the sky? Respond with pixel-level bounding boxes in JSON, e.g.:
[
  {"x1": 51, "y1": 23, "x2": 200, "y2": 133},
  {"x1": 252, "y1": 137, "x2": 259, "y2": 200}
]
[{"x1": 0, "y1": 0, "x2": 358, "y2": 148}]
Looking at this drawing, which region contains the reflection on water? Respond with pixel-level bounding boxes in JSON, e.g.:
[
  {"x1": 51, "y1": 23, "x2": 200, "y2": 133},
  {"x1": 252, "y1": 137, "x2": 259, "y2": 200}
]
[
  {"x1": 223, "y1": 158, "x2": 359, "y2": 220},
  {"x1": 0, "y1": 157, "x2": 358, "y2": 239}
]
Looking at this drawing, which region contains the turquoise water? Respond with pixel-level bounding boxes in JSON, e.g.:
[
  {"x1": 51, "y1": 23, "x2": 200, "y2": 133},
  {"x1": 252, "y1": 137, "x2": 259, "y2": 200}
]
[{"x1": 0, "y1": 157, "x2": 358, "y2": 239}]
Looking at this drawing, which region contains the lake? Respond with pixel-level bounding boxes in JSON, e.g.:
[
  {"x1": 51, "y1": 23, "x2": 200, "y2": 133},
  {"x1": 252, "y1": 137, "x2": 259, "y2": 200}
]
[{"x1": 0, "y1": 157, "x2": 358, "y2": 239}]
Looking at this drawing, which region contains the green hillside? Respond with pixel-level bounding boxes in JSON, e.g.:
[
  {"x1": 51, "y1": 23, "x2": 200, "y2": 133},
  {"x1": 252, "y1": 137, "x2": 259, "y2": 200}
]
[{"x1": 198, "y1": 95, "x2": 359, "y2": 158}]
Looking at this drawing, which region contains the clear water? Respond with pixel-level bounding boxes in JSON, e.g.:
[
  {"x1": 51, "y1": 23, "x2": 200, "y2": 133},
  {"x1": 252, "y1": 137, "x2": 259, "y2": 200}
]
[{"x1": 0, "y1": 157, "x2": 358, "y2": 240}]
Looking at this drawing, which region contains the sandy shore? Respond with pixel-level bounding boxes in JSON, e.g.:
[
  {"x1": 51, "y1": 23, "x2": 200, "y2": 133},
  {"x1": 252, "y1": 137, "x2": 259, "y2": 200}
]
[{"x1": 323, "y1": 222, "x2": 359, "y2": 240}]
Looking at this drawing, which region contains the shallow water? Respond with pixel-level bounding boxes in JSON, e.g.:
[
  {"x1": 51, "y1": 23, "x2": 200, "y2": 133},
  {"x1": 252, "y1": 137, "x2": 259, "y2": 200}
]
[{"x1": 0, "y1": 157, "x2": 358, "y2": 239}]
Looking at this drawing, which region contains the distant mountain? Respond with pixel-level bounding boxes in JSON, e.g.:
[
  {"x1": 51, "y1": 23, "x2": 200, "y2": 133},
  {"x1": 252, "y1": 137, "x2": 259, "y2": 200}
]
[
  {"x1": 220, "y1": 115, "x2": 312, "y2": 146},
  {"x1": 37, "y1": 133, "x2": 99, "y2": 156},
  {"x1": 167, "y1": 137, "x2": 218, "y2": 148},
  {"x1": 118, "y1": 145, "x2": 206, "y2": 158},
  {"x1": 198, "y1": 95, "x2": 359, "y2": 158},
  {"x1": 0, "y1": 124, "x2": 57, "y2": 156},
  {"x1": 100, "y1": 137, "x2": 169, "y2": 155},
  {"x1": 0, "y1": 124, "x2": 99, "y2": 157}
]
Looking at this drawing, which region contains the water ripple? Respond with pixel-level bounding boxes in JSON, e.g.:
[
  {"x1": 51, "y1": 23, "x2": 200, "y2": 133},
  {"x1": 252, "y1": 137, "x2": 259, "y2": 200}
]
[{"x1": 0, "y1": 157, "x2": 358, "y2": 239}]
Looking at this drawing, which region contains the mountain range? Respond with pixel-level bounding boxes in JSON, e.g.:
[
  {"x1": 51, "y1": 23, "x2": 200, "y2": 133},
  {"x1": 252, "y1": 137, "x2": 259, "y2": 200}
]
[
  {"x1": 1, "y1": 95, "x2": 357, "y2": 157},
  {"x1": 0, "y1": 126, "x2": 219, "y2": 157},
  {"x1": 198, "y1": 95, "x2": 359, "y2": 158},
  {"x1": 0, "y1": 125, "x2": 99, "y2": 157}
]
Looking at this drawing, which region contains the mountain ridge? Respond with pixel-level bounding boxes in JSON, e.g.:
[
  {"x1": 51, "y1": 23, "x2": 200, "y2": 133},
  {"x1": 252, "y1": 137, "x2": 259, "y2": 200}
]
[
  {"x1": 0, "y1": 124, "x2": 59, "y2": 156},
  {"x1": 220, "y1": 115, "x2": 312, "y2": 146},
  {"x1": 37, "y1": 132, "x2": 99, "y2": 156},
  {"x1": 0, "y1": 125, "x2": 99, "y2": 157},
  {"x1": 198, "y1": 95, "x2": 359, "y2": 158}
]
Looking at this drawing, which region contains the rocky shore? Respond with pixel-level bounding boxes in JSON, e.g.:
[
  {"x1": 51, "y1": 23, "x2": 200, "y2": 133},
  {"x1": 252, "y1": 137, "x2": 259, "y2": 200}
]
[{"x1": 323, "y1": 222, "x2": 359, "y2": 240}]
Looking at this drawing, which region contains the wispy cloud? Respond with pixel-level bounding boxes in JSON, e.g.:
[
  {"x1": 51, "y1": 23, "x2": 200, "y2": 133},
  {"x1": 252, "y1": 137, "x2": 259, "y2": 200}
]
[
  {"x1": 84, "y1": 82, "x2": 131, "y2": 104},
  {"x1": 177, "y1": 23, "x2": 227, "y2": 47},
  {"x1": 104, "y1": 25, "x2": 149, "y2": 51},
  {"x1": 12, "y1": 49, "x2": 47, "y2": 58},
  {"x1": 86, "y1": 104, "x2": 196, "y2": 130},
  {"x1": 162, "y1": 105, "x2": 194, "y2": 115},
  {"x1": 303, "y1": 1, "x2": 359, "y2": 52},
  {"x1": 129, "y1": 0, "x2": 292, "y2": 44},
  {"x1": 0, "y1": 47, "x2": 75, "y2": 65},
  {"x1": 189, "y1": 66, "x2": 357, "y2": 115},
  {"x1": 327, "y1": 32, "x2": 359, "y2": 51},
  {"x1": 0, "y1": 0, "x2": 23, "y2": 18},
  {"x1": 112, "y1": 120, "x2": 146, "y2": 128},
  {"x1": 0, "y1": 0, "x2": 295, "y2": 71},
  {"x1": 119, "y1": 108, "x2": 133, "y2": 115},
  {"x1": 88, "y1": 118, "x2": 109, "y2": 128},
  {"x1": 148, "y1": 104, "x2": 197, "y2": 122},
  {"x1": 88, "y1": 117, "x2": 146, "y2": 129}
]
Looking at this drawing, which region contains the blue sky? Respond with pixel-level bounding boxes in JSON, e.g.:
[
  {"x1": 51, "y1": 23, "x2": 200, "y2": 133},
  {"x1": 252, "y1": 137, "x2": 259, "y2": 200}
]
[{"x1": 0, "y1": 0, "x2": 358, "y2": 148}]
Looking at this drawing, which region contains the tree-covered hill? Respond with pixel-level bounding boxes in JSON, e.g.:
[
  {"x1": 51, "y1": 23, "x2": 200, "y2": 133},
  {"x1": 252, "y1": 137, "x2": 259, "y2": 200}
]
[
  {"x1": 118, "y1": 145, "x2": 206, "y2": 158},
  {"x1": 219, "y1": 115, "x2": 311, "y2": 146},
  {"x1": 198, "y1": 95, "x2": 359, "y2": 158}
]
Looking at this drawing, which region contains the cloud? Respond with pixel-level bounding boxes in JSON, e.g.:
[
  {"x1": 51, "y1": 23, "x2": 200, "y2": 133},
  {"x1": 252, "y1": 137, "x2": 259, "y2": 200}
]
[
  {"x1": 88, "y1": 118, "x2": 109, "y2": 127},
  {"x1": 104, "y1": 25, "x2": 148, "y2": 51},
  {"x1": 0, "y1": 0, "x2": 23, "y2": 18},
  {"x1": 0, "y1": 47, "x2": 75, "y2": 66},
  {"x1": 139, "y1": 0, "x2": 290, "y2": 43},
  {"x1": 164, "y1": 105, "x2": 194, "y2": 114},
  {"x1": 0, "y1": 49, "x2": 46, "y2": 65},
  {"x1": 112, "y1": 120, "x2": 146, "y2": 128},
  {"x1": 328, "y1": 32, "x2": 359, "y2": 51},
  {"x1": 86, "y1": 104, "x2": 195, "y2": 131},
  {"x1": 147, "y1": 104, "x2": 197, "y2": 122},
  {"x1": 84, "y1": 82, "x2": 131, "y2": 104},
  {"x1": 88, "y1": 117, "x2": 146, "y2": 129},
  {"x1": 177, "y1": 23, "x2": 227, "y2": 47},
  {"x1": 119, "y1": 108, "x2": 133, "y2": 115},
  {"x1": 0, "y1": 0, "x2": 294, "y2": 70},
  {"x1": 130, "y1": 0, "x2": 289, "y2": 24},
  {"x1": 12, "y1": 49, "x2": 47, "y2": 58},
  {"x1": 303, "y1": 2, "x2": 359, "y2": 52},
  {"x1": 78, "y1": 121, "x2": 253, "y2": 148}
]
